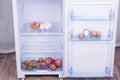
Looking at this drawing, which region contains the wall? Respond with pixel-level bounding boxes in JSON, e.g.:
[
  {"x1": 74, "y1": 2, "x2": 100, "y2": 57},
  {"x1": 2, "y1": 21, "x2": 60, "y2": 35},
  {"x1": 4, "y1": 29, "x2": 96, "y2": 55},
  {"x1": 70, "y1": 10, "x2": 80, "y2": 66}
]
[
  {"x1": 0, "y1": 0, "x2": 15, "y2": 53},
  {"x1": 116, "y1": 1, "x2": 120, "y2": 46}
]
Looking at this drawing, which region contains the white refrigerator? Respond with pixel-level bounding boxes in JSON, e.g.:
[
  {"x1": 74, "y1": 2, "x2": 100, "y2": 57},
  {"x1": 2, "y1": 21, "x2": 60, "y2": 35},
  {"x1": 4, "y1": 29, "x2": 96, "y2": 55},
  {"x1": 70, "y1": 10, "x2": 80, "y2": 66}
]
[{"x1": 12, "y1": 0, "x2": 119, "y2": 79}]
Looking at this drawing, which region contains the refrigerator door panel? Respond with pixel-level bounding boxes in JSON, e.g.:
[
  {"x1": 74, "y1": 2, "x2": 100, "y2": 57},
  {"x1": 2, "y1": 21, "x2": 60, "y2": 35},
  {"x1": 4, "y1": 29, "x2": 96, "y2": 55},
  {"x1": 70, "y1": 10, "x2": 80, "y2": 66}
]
[{"x1": 69, "y1": 42, "x2": 111, "y2": 77}]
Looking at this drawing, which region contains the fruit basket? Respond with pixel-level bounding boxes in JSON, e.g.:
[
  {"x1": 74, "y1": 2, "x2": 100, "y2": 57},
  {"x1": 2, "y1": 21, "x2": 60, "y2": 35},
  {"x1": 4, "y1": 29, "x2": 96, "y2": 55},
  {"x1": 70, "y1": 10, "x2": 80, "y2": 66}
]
[{"x1": 21, "y1": 52, "x2": 62, "y2": 71}]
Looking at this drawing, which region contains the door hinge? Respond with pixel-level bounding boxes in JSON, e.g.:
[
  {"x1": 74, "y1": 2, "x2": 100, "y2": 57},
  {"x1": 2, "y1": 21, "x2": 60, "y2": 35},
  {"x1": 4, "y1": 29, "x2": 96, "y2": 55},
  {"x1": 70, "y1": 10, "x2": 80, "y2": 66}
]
[
  {"x1": 105, "y1": 67, "x2": 110, "y2": 75},
  {"x1": 69, "y1": 67, "x2": 73, "y2": 76}
]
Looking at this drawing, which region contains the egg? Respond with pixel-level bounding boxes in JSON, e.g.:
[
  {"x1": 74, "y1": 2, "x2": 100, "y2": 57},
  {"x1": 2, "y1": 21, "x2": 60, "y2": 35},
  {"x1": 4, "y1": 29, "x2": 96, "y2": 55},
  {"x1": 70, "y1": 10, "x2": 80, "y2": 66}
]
[
  {"x1": 40, "y1": 24, "x2": 45, "y2": 30},
  {"x1": 92, "y1": 30, "x2": 97, "y2": 37},
  {"x1": 83, "y1": 29, "x2": 89, "y2": 36},
  {"x1": 79, "y1": 33, "x2": 84, "y2": 39},
  {"x1": 97, "y1": 31, "x2": 101, "y2": 37},
  {"x1": 38, "y1": 21, "x2": 43, "y2": 26}
]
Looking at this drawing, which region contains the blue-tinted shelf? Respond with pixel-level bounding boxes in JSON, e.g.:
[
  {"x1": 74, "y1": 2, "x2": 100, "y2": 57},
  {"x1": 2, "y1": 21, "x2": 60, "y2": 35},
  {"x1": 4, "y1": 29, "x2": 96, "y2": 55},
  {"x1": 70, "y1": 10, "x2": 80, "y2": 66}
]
[{"x1": 70, "y1": 32, "x2": 113, "y2": 41}]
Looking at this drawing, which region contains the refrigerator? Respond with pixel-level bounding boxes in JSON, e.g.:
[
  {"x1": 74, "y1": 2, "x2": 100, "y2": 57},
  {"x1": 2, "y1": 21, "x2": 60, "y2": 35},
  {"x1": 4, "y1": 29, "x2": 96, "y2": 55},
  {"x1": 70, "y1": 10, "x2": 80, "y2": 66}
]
[{"x1": 12, "y1": 0, "x2": 119, "y2": 79}]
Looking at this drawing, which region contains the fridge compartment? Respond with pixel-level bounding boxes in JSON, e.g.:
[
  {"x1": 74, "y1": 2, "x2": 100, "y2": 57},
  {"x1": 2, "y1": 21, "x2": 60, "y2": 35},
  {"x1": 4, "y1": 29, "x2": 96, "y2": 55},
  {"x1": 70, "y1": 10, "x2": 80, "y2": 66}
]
[
  {"x1": 70, "y1": 2, "x2": 114, "y2": 21},
  {"x1": 21, "y1": 52, "x2": 62, "y2": 72},
  {"x1": 17, "y1": 0, "x2": 62, "y2": 23},
  {"x1": 70, "y1": 30, "x2": 113, "y2": 41},
  {"x1": 21, "y1": 40, "x2": 62, "y2": 52},
  {"x1": 20, "y1": 23, "x2": 62, "y2": 36}
]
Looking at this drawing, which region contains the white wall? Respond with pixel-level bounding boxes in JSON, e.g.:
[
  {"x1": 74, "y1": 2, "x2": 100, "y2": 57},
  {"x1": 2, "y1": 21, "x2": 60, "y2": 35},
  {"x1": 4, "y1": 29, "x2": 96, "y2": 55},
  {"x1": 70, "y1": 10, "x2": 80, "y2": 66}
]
[
  {"x1": 0, "y1": 0, "x2": 15, "y2": 53},
  {"x1": 116, "y1": 1, "x2": 120, "y2": 46}
]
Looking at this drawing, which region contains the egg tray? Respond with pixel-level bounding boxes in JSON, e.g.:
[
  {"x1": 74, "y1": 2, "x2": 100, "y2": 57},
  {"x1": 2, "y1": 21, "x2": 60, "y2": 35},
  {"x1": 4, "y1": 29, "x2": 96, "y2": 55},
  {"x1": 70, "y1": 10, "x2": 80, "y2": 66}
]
[{"x1": 70, "y1": 34, "x2": 112, "y2": 41}]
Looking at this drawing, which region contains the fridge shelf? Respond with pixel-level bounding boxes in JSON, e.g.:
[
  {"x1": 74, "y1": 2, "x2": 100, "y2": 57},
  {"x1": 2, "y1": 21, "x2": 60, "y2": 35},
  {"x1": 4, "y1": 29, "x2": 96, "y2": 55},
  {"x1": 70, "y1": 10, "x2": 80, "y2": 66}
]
[
  {"x1": 21, "y1": 41, "x2": 63, "y2": 52},
  {"x1": 70, "y1": 31, "x2": 113, "y2": 41},
  {"x1": 21, "y1": 52, "x2": 62, "y2": 72},
  {"x1": 70, "y1": 2, "x2": 114, "y2": 21},
  {"x1": 20, "y1": 23, "x2": 62, "y2": 36}
]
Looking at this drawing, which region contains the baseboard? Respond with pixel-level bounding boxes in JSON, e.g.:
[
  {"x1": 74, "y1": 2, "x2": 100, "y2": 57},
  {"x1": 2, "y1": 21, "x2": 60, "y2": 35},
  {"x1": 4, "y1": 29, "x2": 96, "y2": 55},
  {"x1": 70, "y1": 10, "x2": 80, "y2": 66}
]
[
  {"x1": 0, "y1": 48, "x2": 15, "y2": 54},
  {"x1": 116, "y1": 43, "x2": 120, "y2": 47}
]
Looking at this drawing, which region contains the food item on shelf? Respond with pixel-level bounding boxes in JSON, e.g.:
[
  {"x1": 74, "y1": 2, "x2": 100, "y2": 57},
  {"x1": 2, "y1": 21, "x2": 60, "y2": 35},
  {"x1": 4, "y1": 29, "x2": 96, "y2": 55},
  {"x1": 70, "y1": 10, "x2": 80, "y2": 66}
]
[
  {"x1": 31, "y1": 60, "x2": 37, "y2": 67},
  {"x1": 28, "y1": 62, "x2": 34, "y2": 67},
  {"x1": 83, "y1": 29, "x2": 90, "y2": 36},
  {"x1": 40, "y1": 62, "x2": 47, "y2": 69},
  {"x1": 22, "y1": 64, "x2": 27, "y2": 70},
  {"x1": 38, "y1": 58, "x2": 44, "y2": 63},
  {"x1": 79, "y1": 33, "x2": 84, "y2": 39},
  {"x1": 45, "y1": 57, "x2": 53, "y2": 65},
  {"x1": 39, "y1": 21, "x2": 52, "y2": 30},
  {"x1": 24, "y1": 60, "x2": 31, "y2": 65},
  {"x1": 22, "y1": 57, "x2": 62, "y2": 71},
  {"x1": 27, "y1": 66, "x2": 33, "y2": 70},
  {"x1": 30, "y1": 21, "x2": 41, "y2": 30},
  {"x1": 97, "y1": 31, "x2": 101, "y2": 37},
  {"x1": 36, "y1": 63, "x2": 41, "y2": 69},
  {"x1": 55, "y1": 58, "x2": 62, "y2": 67},
  {"x1": 92, "y1": 30, "x2": 97, "y2": 37},
  {"x1": 49, "y1": 63, "x2": 57, "y2": 71}
]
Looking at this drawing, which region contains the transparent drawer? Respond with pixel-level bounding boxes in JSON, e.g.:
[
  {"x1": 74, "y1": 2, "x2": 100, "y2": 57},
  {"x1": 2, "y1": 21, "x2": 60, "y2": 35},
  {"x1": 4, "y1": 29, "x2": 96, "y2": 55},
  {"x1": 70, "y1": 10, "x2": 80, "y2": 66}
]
[{"x1": 21, "y1": 52, "x2": 62, "y2": 72}]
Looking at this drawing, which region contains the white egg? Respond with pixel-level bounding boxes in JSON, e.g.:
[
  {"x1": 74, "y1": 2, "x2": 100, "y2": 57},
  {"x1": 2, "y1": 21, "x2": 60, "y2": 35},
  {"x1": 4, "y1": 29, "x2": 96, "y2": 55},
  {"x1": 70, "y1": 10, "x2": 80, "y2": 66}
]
[
  {"x1": 83, "y1": 30, "x2": 89, "y2": 36},
  {"x1": 40, "y1": 24, "x2": 45, "y2": 30},
  {"x1": 44, "y1": 22, "x2": 52, "y2": 28}
]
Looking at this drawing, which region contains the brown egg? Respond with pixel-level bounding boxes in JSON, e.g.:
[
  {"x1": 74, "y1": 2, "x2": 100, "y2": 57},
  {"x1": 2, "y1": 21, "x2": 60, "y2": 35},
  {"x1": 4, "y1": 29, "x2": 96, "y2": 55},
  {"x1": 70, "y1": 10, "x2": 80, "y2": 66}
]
[
  {"x1": 92, "y1": 30, "x2": 97, "y2": 37},
  {"x1": 97, "y1": 31, "x2": 101, "y2": 37},
  {"x1": 79, "y1": 33, "x2": 84, "y2": 39}
]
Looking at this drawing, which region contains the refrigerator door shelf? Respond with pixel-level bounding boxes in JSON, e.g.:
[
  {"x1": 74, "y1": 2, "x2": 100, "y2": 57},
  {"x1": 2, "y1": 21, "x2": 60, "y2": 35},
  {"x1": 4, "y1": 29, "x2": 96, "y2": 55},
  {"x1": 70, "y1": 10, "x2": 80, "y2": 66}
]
[
  {"x1": 70, "y1": 31, "x2": 113, "y2": 41},
  {"x1": 70, "y1": 3, "x2": 114, "y2": 21},
  {"x1": 20, "y1": 23, "x2": 62, "y2": 36}
]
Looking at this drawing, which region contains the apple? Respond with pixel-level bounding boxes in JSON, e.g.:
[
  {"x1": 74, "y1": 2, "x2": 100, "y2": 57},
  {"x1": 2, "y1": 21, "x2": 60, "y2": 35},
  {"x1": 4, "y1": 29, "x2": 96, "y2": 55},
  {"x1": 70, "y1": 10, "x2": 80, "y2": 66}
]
[
  {"x1": 49, "y1": 63, "x2": 56, "y2": 71},
  {"x1": 45, "y1": 57, "x2": 53, "y2": 65},
  {"x1": 40, "y1": 62, "x2": 47, "y2": 69},
  {"x1": 55, "y1": 58, "x2": 62, "y2": 67}
]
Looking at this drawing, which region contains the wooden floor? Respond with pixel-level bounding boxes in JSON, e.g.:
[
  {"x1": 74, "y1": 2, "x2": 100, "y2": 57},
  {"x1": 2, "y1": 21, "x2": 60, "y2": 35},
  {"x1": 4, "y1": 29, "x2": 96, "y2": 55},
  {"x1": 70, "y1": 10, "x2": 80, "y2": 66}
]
[{"x1": 0, "y1": 47, "x2": 120, "y2": 80}]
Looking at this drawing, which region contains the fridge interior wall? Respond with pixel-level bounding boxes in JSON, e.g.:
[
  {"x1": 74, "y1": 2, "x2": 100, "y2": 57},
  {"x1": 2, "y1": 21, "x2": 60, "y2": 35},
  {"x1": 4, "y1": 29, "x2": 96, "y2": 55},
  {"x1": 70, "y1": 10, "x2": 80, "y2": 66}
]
[
  {"x1": 17, "y1": 0, "x2": 63, "y2": 33},
  {"x1": 16, "y1": 0, "x2": 63, "y2": 71}
]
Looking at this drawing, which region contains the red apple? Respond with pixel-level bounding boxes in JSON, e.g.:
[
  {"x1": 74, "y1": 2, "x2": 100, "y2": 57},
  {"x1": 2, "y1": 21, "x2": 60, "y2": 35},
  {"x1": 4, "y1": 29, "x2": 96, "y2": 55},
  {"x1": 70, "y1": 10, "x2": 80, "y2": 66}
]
[
  {"x1": 45, "y1": 57, "x2": 53, "y2": 65},
  {"x1": 40, "y1": 62, "x2": 47, "y2": 69},
  {"x1": 55, "y1": 58, "x2": 62, "y2": 67},
  {"x1": 49, "y1": 63, "x2": 56, "y2": 71}
]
